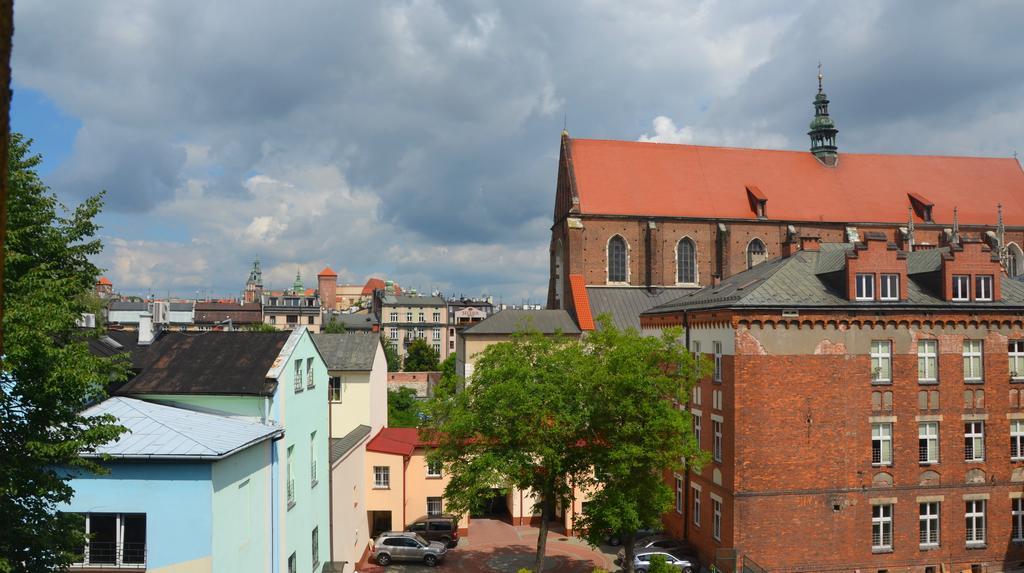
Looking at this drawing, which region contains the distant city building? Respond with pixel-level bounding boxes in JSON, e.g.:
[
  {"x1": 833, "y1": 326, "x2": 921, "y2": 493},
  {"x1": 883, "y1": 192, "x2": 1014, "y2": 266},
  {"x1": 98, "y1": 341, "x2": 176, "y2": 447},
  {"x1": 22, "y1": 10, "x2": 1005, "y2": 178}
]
[
  {"x1": 263, "y1": 271, "x2": 322, "y2": 333},
  {"x1": 446, "y1": 296, "x2": 495, "y2": 358},
  {"x1": 379, "y1": 294, "x2": 449, "y2": 360},
  {"x1": 321, "y1": 310, "x2": 379, "y2": 333},
  {"x1": 107, "y1": 300, "x2": 194, "y2": 331},
  {"x1": 191, "y1": 301, "x2": 263, "y2": 331},
  {"x1": 387, "y1": 371, "x2": 440, "y2": 399},
  {"x1": 95, "y1": 276, "x2": 113, "y2": 299},
  {"x1": 243, "y1": 257, "x2": 264, "y2": 304}
]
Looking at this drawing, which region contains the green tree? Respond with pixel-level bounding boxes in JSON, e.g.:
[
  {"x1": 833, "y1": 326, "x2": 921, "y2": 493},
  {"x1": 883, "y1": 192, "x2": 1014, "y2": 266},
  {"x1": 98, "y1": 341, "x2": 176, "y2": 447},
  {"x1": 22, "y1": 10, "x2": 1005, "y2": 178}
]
[
  {"x1": 387, "y1": 387, "x2": 422, "y2": 427},
  {"x1": 245, "y1": 322, "x2": 279, "y2": 332},
  {"x1": 434, "y1": 353, "x2": 459, "y2": 396},
  {"x1": 574, "y1": 317, "x2": 709, "y2": 573},
  {"x1": 321, "y1": 320, "x2": 347, "y2": 333},
  {"x1": 403, "y1": 338, "x2": 439, "y2": 371},
  {"x1": 646, "y1": 554, "x2": 673, "y2": 573},
  {"x1": 1, "y1": 134, "x2": 129, "y2": 571},
  {"x1": 422, "y1": 330, "x2": 591, "y2": 572},
  {"x1": 381, "y1": 335, "x2": 401, "y2": 372}
]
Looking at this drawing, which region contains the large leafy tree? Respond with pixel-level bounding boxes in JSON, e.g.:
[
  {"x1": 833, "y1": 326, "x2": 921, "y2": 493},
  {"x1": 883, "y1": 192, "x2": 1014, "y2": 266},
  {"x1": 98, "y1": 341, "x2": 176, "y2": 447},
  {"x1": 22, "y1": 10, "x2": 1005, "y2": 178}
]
[
  {"x1": 387, "y1": 387, "x2": 422, "y2": 428},
  {"x1": 0, "y1": 134, "x2": 128, "y2": 572},
  {"x1": 574, "y1": 317, "x2": 709, "y2": 573},
  {"x1": 403, "y1": 337, "x2": 439, "y2": 371},
  {"x1": 380, "y1": 334, "x2": 401, "y2": 372},
  {"x1": 422, "y1": 330, "x2": 592, "y2": 572}
]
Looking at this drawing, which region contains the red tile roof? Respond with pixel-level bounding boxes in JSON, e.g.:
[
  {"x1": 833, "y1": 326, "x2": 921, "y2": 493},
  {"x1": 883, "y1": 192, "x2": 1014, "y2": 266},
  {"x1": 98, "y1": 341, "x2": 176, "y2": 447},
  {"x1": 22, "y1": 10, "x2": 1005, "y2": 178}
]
[
  {"x1": 568, "y1": 139, "x2": 1024, "y2": 226},
  {"x1": 569, "y1": 274, "x2": 594, "y2": 331},
  {"x1": 318, "y1": 266, "x2": 338, "y2": 277},
  {"x1": 361, "y1": 277, "x2": 402, "y2": 296},
  {"x1": 97, "y1": 276, "x2": 112, "y2": 286},
  {"x1": 366, "y1": 427, "x2": 435, "y2": 456}
]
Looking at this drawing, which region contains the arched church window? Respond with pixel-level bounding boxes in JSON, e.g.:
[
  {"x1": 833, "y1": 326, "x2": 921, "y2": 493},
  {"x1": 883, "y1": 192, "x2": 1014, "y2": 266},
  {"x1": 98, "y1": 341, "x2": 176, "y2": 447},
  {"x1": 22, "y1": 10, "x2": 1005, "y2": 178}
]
[{"x1": 608, "y1": 235, "x2": 628, "y2": 283}]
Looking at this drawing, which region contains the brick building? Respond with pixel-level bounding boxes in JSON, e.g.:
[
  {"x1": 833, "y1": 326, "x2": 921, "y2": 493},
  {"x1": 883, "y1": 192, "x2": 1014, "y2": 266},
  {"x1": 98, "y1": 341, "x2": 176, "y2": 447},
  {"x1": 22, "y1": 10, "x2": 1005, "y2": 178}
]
[{"x1": 640, "y1": 234, "x2": 1024, "y2": 572}]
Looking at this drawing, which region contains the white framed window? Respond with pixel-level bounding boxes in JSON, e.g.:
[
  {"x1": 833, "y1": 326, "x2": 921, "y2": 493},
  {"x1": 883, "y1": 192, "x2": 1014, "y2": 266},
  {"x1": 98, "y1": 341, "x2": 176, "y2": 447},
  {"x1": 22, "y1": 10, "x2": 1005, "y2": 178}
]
[
  {"x1": 872, "y1": 422, "x2": 893, "y2": 466},
  {"x1": 427, "y1": 460, "x2": 442, "y2": 478},
  {"x1": 427, "y1": 496, "x2": 443, "y2": 517},
  {"x1": 693, "y1": 411, "x2": 702, "y2": 445},
  {"x1": 1011, "y1": 341, "x2": 1024, "y2": 380},
  {"x1": 975, "y1": 275, "x2": 993, "y2": 301},
  {"x1": 919, "y1": 502, "x2": 940, "y2": 548},
  {"x1": 746, "y1": 238, "x2": 767, "y2": 269},
  {"x1": 712, "y1": 497, "x2": 722, "y2": 541},
  {"x1": 373, "y1": 466, "x2": 390, "y2": 489},
  {"x1": 72, "y1": 513, "x2": 147, "y2": 567},
  {"x1": 389, "y1": 311, "x2": 398, "y2": 322},
  {"x1": 963, "y1": 340, "x2": 983, "y2": 382},
  {"x1": 312, "y1": 527, "x2": 320, "y2": 569},
  {"x1": 293, "y1": 359, "x2": 303, "y2": 393},
  {"x1": 433, "y1": 311, "x2": 441, "y2": 322},
  {"x1": 1014, "y1": 498, "x2": 1024, "y2": 543},
  {"x1": 432, "y1": 327, "x2": 441, "y2": 340},
  {"x1": 872, "y1": 504, "x2": 893, "y2": 551},
  {"x1": 952, "y1": 275, "x2": 970, "y2": 301},
  {"x1": 964, "y1": 422, "x2": 985, "y2": 462},
  {"x1": 389, "y1": 327, "x2": 398, "y2": 341},
  {"x1": 306, "y1": 357, "x2": 314, "y2": 389},
  {"x1": 691, "y1": 384, "x2": 702, "y2": 406},
  {"x1": 871, "y1": 340, "x2": 892, "y2": 383},
  {"x1": 856, "y1": 273, "x2": 875, "y2": 300},
  {"x1": 918, "y1": 340, "x2": 938, "y2": 383},
  {"x1": 406, "y1": 311, "x2": 413, "y2": 322},
  {"x1": 879, "y1": 274, "x2": 900, "y2": 301},
  {"x1": 692, "y1": 486, "x2": 701, "y2": 526},
  {"x1": 287, "y1": 446, "x2": 296, "y2": 508},
  {"x1": 677, "y1": 238, "x2": 697, "y2": 284},
  {"x1": 288, "y1": 552, "x2": 297, "y2": 573},
  {"x1": 310, "y1": 432, "x2": 318, "y2": 487},
  {"x1": 1012, "y1": 420, "x2": 1024, "y2": 461},
  {"x1": 919, "y1": 422, "x2": 939, "y2": 464},
  {"x1": 418, "y1": 312, "x2": 425, "y2": 322},
  {"x1": 965, "y1": 499, "x2": 986, "y2": 547},
  {"x1": 674, "y1": 475, "x2": 683, "y2": 514},
  {"x1": 433, "y1": 343, "x2": 441, "y2": 354},
  {"x1": 712, "y1": 419, "x2": 723, "y2": 463},
  {"x1": 329, "y1": 377, "x2": 342, "y2": 402},
  {"x1": 713, "y1": 341, "x2": 723, "y2": 382},
  {"x1": 692, "y1": 341, "x2": 702, "y2": 376}
]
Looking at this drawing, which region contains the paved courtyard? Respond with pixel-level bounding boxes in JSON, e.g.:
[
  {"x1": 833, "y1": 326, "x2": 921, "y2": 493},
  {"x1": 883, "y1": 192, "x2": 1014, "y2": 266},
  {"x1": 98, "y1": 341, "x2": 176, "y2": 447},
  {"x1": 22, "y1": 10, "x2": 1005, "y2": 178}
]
[{"x1": 357, "y1": 518, "x2": 616, "y2": 572}]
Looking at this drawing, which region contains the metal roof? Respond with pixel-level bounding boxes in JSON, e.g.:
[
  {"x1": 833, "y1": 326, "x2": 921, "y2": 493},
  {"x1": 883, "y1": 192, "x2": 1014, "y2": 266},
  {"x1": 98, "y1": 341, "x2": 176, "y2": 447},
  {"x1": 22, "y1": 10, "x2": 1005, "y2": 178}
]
[
  {"x1": 312, "y1": 332, "x2": 379, "y2": 371},
  {"x1": 381, "y1": 295, "x2": 445, "y2": 307},
  {"x1": 322, "y1": 312, "x2": 379, "y2": 331},
  {"x1": 330, "y1": 424, "x2": 372, "y2": 464},
  {"x1": 585, "y1": 287, "x2": 695, "y2": 331},
  {"x1": 462, "y1": 309, "x2": 581, "y2": 335},
  {"x1": 81, "y1": 397, "x2": 282, "y2": 460}
]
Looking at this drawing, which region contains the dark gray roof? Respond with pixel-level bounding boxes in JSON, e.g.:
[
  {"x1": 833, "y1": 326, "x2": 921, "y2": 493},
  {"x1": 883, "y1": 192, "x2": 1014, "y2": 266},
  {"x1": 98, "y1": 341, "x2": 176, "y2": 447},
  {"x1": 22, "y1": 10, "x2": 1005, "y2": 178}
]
[
  {"x1": 312, "y1": 332, "x2": 379, "y2": 371},
  {"x1": 646, "y1": 246, "x2": 1024, "y2": 314},
  {"x1": 462, "y1": 309, "x2": 581, "y2": 335},
  {"x1": 322, "y1": 312, "x2": 378, "y2": 331},
  {"x1": 109, "y1": 301, "x2": 193, "y2": 312},
  {"x1": 585, "y1": 287, "x2": 695, "y2": 331},
  {"x1": 330, "y1": 424, "x2": 372, "y2": 463},
  {"x1": 381, "y1": 295, "x2": 445, "y2": 307}
]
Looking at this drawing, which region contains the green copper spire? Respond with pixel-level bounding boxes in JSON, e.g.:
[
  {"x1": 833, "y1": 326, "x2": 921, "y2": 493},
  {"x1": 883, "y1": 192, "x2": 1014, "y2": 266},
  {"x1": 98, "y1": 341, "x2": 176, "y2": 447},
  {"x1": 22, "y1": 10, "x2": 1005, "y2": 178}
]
[
  {"x1": 808, "y1": 62, "x2": 839, "y2": 166},
  {"x1": 293, "y1": 268, "x2": 304, "y2": 293}
]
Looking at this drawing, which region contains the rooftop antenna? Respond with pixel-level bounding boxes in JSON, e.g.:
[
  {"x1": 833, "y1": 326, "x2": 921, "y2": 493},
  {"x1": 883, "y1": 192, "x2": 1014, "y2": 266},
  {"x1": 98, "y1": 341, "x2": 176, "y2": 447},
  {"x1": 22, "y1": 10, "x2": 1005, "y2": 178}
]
[
  {"x1": 952, "y1": 206, "x2": 960, "y2": 243},
  {"x1": 906, "y1": 207, "x2": 915, "y2": 251},
  {"x1": 817, "y1": 61, "x2": 823, "y2": 94}
]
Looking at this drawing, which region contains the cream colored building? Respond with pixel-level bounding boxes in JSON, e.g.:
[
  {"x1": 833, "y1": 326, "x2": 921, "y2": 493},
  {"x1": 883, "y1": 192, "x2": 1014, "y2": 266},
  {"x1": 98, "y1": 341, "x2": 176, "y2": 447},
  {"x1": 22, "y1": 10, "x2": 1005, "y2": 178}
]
[{"x1": 380, "y1": 295, "x2": 450, "y2": 361}]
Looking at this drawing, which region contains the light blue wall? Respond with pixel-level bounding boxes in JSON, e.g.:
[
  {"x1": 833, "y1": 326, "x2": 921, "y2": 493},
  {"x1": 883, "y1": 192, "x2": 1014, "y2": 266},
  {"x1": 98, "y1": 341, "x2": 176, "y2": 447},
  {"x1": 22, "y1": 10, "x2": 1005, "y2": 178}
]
[
  {"x1": 62, "y1": 463, "x2": 213, "y2": 570},
  {"x1": 212, "y1": 440, "x2": 274, "y2": 572}
]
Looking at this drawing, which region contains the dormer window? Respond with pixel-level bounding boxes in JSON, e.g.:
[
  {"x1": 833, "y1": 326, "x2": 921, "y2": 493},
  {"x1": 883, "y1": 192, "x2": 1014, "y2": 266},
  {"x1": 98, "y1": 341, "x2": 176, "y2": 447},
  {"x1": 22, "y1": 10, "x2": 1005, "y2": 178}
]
[
  {"x1": 855, "y1": 273, "x2": 875, "y2": 301},
  {"x1": 879, "y1": 274, "x2": 900, "y2": 301},
  {"x1": 952, "y1": 275, "x2": 970, "y2": 301},
  {"x1": 975, "y1": 276, "x2": 993, "y2": 301}
]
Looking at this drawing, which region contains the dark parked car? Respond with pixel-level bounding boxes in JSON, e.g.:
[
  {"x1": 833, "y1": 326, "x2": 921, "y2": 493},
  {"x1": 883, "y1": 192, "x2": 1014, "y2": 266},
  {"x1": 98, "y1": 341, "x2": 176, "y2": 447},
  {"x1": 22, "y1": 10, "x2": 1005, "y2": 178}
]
[
  {"x1": 406, "y1": 515, "x2": 460, "y2": 547},
  {"x1": 372, "y1": 532, "x2": 448, "y2": 567}
]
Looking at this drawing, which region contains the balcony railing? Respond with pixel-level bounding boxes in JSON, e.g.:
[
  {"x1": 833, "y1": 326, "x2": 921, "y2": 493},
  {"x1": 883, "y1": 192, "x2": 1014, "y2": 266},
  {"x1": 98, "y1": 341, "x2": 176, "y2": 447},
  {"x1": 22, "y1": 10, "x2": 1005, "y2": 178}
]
[{"x1": 73, "y1": 542, "x2": 146, "y2": 568}]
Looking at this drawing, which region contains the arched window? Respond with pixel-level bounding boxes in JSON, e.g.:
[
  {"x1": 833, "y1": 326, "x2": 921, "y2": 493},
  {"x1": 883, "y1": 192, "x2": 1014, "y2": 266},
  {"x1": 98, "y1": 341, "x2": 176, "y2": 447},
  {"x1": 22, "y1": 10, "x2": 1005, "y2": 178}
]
[
  {"x1": 677, "y1": 238, "x2": 697, "y2": 284},
  {"x1": 608, "y1": 235, "x2": 628, "y2": 283},
  {"x1": 554, "y1": 239, "x2": 564, "y2": 308},
  {"x1": 746, "y1": 238, "x2": 767, "y2": 269},
  {"x1": 1009, "y1": 243, "x2": 1023, "y2": 277}
]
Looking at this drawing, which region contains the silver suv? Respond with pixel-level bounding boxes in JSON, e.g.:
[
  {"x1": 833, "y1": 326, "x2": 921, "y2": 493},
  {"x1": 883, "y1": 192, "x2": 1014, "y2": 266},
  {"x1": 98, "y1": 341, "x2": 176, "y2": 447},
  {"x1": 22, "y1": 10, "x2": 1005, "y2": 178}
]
[{"x1": 373, "y1": 531, "x2": 448, "y2": 567}]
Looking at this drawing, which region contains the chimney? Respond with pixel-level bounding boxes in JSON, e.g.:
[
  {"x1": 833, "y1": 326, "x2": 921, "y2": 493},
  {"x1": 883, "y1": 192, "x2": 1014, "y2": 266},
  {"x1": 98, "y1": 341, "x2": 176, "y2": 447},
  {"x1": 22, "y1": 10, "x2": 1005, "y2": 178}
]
[
  {"x1": 800, "y1": 236, "x2": 821, "y2": 251},
  {"x1": 138, "y1": 311, "x2": 155, "y2": 345}
]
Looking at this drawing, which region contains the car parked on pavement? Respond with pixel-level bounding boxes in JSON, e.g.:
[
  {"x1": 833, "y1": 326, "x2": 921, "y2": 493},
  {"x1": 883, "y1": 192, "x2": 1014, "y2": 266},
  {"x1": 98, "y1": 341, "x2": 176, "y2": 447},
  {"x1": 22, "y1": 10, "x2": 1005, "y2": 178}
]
[
  {"x1": 406, "y1": 514, "x2": 460, "y2": 547},
  {"x1": 632, "y1": 549, "x2": 697, "y2": 573},
  {"x1": 372, "y1": 531, "x2": 448, "y2": 567},
  {"x1": 616, "y1": 534, "x2": 688, "y2": 561}
]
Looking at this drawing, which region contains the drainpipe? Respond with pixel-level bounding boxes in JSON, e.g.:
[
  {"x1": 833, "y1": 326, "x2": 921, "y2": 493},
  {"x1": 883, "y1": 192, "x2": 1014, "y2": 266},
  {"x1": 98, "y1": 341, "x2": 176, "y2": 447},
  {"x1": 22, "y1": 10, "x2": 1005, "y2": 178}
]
[{"x1": 271, "y1": 437, "x2": 280, "y2": 573}]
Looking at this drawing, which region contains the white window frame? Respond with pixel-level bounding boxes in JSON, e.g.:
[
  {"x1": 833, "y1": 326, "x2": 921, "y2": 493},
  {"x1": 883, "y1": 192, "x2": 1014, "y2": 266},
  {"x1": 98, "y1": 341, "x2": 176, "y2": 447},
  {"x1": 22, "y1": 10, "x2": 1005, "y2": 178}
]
[
  {"x1": 693, "y1": 411, "x2": 702, "y2": 445},
  {"x1": 692, "y1": 485, "x2": 701, "y2": 526},
  {"x1": 73, "y1": 513, "x2": 147, "y2": 567},
  {"x1": 433, "y1": 311, "x2": 441, "y2": 322},
  {"x1": 879, "y1": 273, "x2": 899, "y2": 301},
  {"x1": 952, "y1": 275, "x2": 970, "y2": 301},
  {"x1": 1014, "y1": 498, "x2": 1024, "y2": 543},
  {"x1": 919, "y1": 502, "x2": 940, "y2": 548},
  {"x1": 872, "y1": 504, "x2": 893, "y2": 551},
  {"x1": 389, "y1": 311, "x2": 398, "y2": 322},
  {"x1": 919, "y1": 422, "x2": 939, "y2": 464},
  {"x1": 872, "y1": 422, "x2": 893, "y2": 466},
  {"x1": 1012, "y1": 420, "x2": 1024, "y2": 461},
  {"x1": 711, "y1": 497, "x2": 722, "y2": 541},
  {"x1": 310, "y1": 432, "x2": 318, "y2": 487},
  {"x1": 293, "y1": 359, "x2": 303, "y2": 393},
  {"x1": 964, "y1": 421, "x2": 985, "y2": 462},
  {"x1": 871, "y1": 340, "x2": 892, "y2": 383},
  {"x1": 692, "y1": 341, "x2": 702, "y2": 377},
  {"x1": 329, "y1": 377, "x2": 342, "y2": 402},
  {"x1": 713, "y1": 341, "x2": 722, "y2": 383},
  {"x1": 963, "y1": 340, "x2": 983, "y2": 382},
  {"x1": 918, "y1": 340, "x2": 938, "y2": 383},
  {"x1": 692, "y1": 384, "x2": 702, "y2": 406},
  {"x1": 286, "y1": 446, "x2": 296, "y2": 508},
  {"x1": 306, "y1": 357, "x2": 314, "y2": 389},
  {"x1": 288, "y1": 552, "x2": 297, "y2": 573},
  {"x1": 856, "y1": 273, "x2": 875, "y2": 301},
  {"x1": 426, "y1": 460, "x2": 442, "y2": 478},
  {"x1": 1011, "y1": 340, "x2": 1024, "y2": 380},
  {"x1": 406, "y1": 311, "x2": 413, "y2": 322},
  {"x1": 427, "y1": 496, "x2": 443, "y2": 517},
  {"x1": 712, "y1": 419, "x2": 723, "y2": 463},
  {"x1": 373, "y1": 466, "x2": 390, "y2": 489},
  {"x1": 312, "y1": 526, "x2": 320, "y2": 569},
  {"x1": 674, "y1": 475, "x2": 683, "y2": 514},
  {"x1": 975, "y1": 275, "x2": 993, "y2": 301},
  {"x1": 965, "y1": 499, "x2": 986, "y2": 547},
  {"x1": 389, "y1": 327, "x2": 398, "y2": 341},
  {"x1": 432, "y1": 327, "x2": 441, "y2": 340}
]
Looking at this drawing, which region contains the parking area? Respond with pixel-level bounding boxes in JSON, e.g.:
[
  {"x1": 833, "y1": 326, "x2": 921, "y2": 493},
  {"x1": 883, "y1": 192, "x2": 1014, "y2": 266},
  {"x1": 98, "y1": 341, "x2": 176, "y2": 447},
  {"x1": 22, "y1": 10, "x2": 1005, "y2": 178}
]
[{"x1": 358, "y1": 518, "x2": 617, "y2": 572}]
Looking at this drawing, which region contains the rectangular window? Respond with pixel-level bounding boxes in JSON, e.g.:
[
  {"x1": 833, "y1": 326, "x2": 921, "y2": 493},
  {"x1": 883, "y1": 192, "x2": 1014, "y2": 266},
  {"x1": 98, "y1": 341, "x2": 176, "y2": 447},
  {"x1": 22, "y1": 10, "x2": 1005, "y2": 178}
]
[
  {"x1": 427, "y1": 460, "x2": 442, "y2": 478},
  {"x1": 1012, "y1": 420, "x2": 1024, "y2": 461},
  {"x1": 1010, "y1": 341, "x2": 1024, "y2": 379},
  {"x1": 918, "y1": 340, "x2": 938, "y2": 383},
  {"x1": 692, "y1": 487, "x2": 701, "y2": 526},
  {"x1": 872, "y1": 422, "x2": 893, "y2": 466},
  {"x1": 919, "y1": 422, "x2": 939, "y2": 464},
  {"x1": 856, "y1": 273, "x2": 875, "y2": 300},
  {"x1": 306, "y1": 357, "x2": 314, "y2": 389},
  {"x1": 418, "y1": 312, "x2": 425, "y2": 322},
  {"x1": 693, "y1": 412, "x2": 702, "y2": 446},
  {"x1": 712, "y1": 419, "x2": 723, "y2": 463},
  {"x1": 919, "y1": 502, "x2": 940, "y2": 548},
  {"x1": 286, "y1": 446, "x2": 296, "y2": 508},
  {"x1": 880, "y1": 274, "x2": 900, "y2": 301},
  {"x1": 310, "y1": 432, "x2": 318, "y2": 487},
  {"x1": 329, "y1": 377, "x2": 342, "y2": 402},
  {"x1": 389, "y1": 311, "x2": 398, "y2": 322},
  {"x1": 975, "y1": 275, "x2": 993, "y2": 301},
  {"x1": 953, "y1": 275, "x2": 970, "y2": 301},
  {"x1": 433, "y1": 327, "x2": 441, "y2": 340},
  {"x1": 872, "y1": 504, "x2": 893, "y2": 551},
  {"x1": 674, "y1": 476, "x2": 683, "y2": 514},
  {"x1": 871, "y1": 341, "x2": 892, "y2": 383},
  {"x1": 433, "y1": 343, "x2": 441, "y2": 354},
  {"x1": 433, "y1": 311, "x2": 441, "y2": 322},
  {"x1": 311, "y1": 527, "x2": 320, "y2": 569},
  {"x1": 427, "y1": 496, "x2": 443, "y2": 517},
  {"x1": 692, "y1": 341, "x2": 702, "y2": 376},
  {"x1": 406, "y1": 311, "x2": 413, "y2": 322},
  {"x1": 713, "y1": 341, "x2": 723, "y2": 382},
  {"x1": 1014, "y1": 498, "x2": 1024, "y2": 543},
  {"x1": 389, "y1": 327, "x2": 398, "y2": 341},
  {"x1": 294, "y1": 359, "x2": 303, "y2": 393},
  {"x1": 965, "y1": 500, "x2": 986, "y2": 547},
  {"x1": 692, "y1": 385, "x2": 702, "y2": 405},
  {"x1": 73, "y1": 513, "x2": 147, "y2": 566},
  {"x1": 288, "y1": 552, "x2": 297, "y2": 573},
  {"x1": 286, "y1": 314, "x2": 298, "y2": 324},
  {"x1": 712, "y1": 498, "x2": 722, "y2": 541},
  {"x1": 964, "y1": 422, "x2": 985, "y2": 462},
  {"x1": 963, "y1": 340, "x2": 984, "y2": 382},
  {"x1": 373, "y1": 466, "x2": 390, "y2": 489}
]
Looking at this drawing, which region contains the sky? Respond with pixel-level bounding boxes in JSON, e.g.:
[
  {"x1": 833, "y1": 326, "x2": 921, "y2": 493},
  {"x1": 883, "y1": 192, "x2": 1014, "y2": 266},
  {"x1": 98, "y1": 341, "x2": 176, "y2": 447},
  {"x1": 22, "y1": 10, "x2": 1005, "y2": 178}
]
[{"x1": 11, "y1": 1, "x2": 1024, "y2": 302}]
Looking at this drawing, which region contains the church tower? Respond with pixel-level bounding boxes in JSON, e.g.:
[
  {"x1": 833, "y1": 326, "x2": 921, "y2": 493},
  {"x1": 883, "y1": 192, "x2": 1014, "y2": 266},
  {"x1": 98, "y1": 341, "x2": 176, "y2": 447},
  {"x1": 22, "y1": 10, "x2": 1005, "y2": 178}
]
[
  {"x1": 808, "y1": 63, "x2": 839, "y2": 166},
  {"x1": 243, "y1": 257, "x2": 263, "y2": 304}
]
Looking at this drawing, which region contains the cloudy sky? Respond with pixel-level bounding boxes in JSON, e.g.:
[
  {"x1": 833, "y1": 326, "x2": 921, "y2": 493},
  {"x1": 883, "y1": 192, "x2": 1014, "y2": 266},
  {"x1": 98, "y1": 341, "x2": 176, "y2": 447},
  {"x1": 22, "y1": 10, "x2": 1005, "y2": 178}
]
[{"x1": 11, "y1": 1, "x2": 1024, "y2": 302}]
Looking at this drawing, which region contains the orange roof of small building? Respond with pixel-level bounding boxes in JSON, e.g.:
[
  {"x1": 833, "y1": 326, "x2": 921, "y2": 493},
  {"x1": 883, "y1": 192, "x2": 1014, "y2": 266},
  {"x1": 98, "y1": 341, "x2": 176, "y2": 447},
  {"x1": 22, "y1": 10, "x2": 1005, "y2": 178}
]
[
  {"x1": 317, "y1": 266, "x2": 338, "y2": 277},
  {"x1": 569, "y1": 274, "x2": 594, "y2": 331},
  {"x1": 568, "y1": 138, "x2": 1024, "y2": 226},
  {"x1": 362, "y1": 277, "x2": 402, "y2": 296},
  {"x1": 366, "y1": 427, "x2": 436, "y2": 456},
  {"x1": 97, "y1": 276, "x2": 112, "y2": 286}
]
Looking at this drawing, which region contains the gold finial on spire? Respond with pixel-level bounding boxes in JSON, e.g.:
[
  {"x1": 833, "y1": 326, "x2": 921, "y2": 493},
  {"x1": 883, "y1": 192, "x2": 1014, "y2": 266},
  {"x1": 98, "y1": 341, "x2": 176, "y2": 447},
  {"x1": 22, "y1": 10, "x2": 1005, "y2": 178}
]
[{"x1": 817, "y1": 61, "x2": 823, "y2": 93}]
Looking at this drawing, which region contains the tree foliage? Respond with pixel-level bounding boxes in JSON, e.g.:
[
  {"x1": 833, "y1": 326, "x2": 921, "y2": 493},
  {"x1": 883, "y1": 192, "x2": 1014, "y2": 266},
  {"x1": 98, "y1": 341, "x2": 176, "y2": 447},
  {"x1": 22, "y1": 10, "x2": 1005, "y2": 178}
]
[
  {"x1": 434, "y1": 353, "x2": 459, "y2": 396},
  {"x1": 245, "y1": 322, "x2": 279, "y2": 332},
  {"x1": 1, "y1": 134, "x2": 129, "y2": 572},
  {"x1": 381, "y1": 335, "x2": 401, "y2": 372},
  {"x1": 646, "y1": 554, "x2": 673, "y2": 573},
  {"x1": 387, "y1": 387, "x2": 422, "y2": 427},
  {"x1": 403, "y1": 338, "x2": 439, "y2": 371},
  {"x1": 321, "y1": 320, "x2": 347, "y2": 333}
]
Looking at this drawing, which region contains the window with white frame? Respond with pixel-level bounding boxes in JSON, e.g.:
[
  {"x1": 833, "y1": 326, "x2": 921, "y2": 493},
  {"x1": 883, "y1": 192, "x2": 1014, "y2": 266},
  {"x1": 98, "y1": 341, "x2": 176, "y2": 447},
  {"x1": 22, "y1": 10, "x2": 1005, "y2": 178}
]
[
  {"x1": 965, "y1": 500, "x2": 986, "y2": 546},
  {"x1": 964, "y1": 422, "x2": 985, "y2": 461},
  {"x1": 693, "y1": 411, "x2": 702, "y2": 445},
  {"x1": 674, "y1": 475, "x2": 683, "y2": 513},
  {"x1": 329, "y1": 377, "x2": 342, "y2": 402},
  {"x1": 692, "y1": 384, "x2": 702, "y2": 406},
  {"x1": 72, "y1": 513, "x2": 147, "y2": 567},
  {"x1": 952, "y1": 275, "x2": 970, "y2": 301},
  {"x1": 1014, "y1": 498, "x2": 1024, "y2": 543},
  {"x1": 692, "y1": 486, "x2": 701, "y2": 526},
  {"x1": 872, "y1": 504, "x2": 893, "y2": 551},
  {"x1": 306, "y1": 357, "x2": 314, "y2": 389},
  {"x1": 1011, "y1": 341, "x2": 1024, "y2": 380},
  {"x1": 871, "y1": 341, "x2": 892, "y2": 383},
  {"x1": 746, "y1": 238, "x2": 767, "y2": 269},
  {"x1": 433, "y1": 311, "x2": 441, "y2": 322},
  {"x1": 418, "y1": 312, "x2": 425, "y2": 322},
  {"x1": 433, "y1": 327, "x2": 441, "y2": 340},
  {"x1": 880, "y1": 273, "x2": 900, "y2": 301},
  {"x1": 427, "y1": 460, "x2": 442, "y2": 478},
  {"x1": 975, "y1": 275, "x2": 993, "y2": 301},
  {"x1": 406, "y1": 311, "x2": 413, "y2": 322},
  {"x1": 427, "y1": 496, "x2": 443, "y2": 517},
  {"x1": 389, "y1": 327, "x2": 398, "y2": 340},
  {"x1": 433, "y1": 343, "x2": 441, "y2": 354},
  {"x1": 294, "y1": 359, "x2": 303, "y2": 393},
  {"x1": 692, "y1": 341, "x2": 702, "y2": 376},
  {"x1": 919, "y1": 422, "x2": 939, "y2": 464},
  {"x1": 1012, "y1": 420, "x2": 1024, "y2": 461},
  {"x1": 918, "y1": 340, "x2": 938, "y2": 383},
  {"x1": 312, "y1": 527, "x2": 320, "y2": 569},
  {"x1": 713, "y1": 341, "x2": 722, "y2": 382},
  {"x1": 919, "y1": 502, "x2": 940, "y2": 547},
  {"x1": 373, "y1": 466, "x2": 390, "y2": 489},
  {"x1": 288, "y1": 552, "x2": 297, "y2": 573},
  {"x1": 389, "y1": 311, "x2": 398, "y2": 322},
  {"x1": 712, "y1": 419, "x2": 723, "y2": 462},
  {"x1": 963, "y1": 340, "x2": 983, "y2": 382},
  {"x1": 310, "y1": 432, "x2": 318, "y2": 487},
  {"x1": 287, "y1": 446, "x2": 296, "y2": 507},
  {"x1": 856, "y1": 273, "x2": 875, "y2": 300},
  {"x1": 872, "y1": 422, "x2": 893, "y2": 466},
  {"x1": 712, "y1": 497, "x2": 722, "y2": 541}
]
